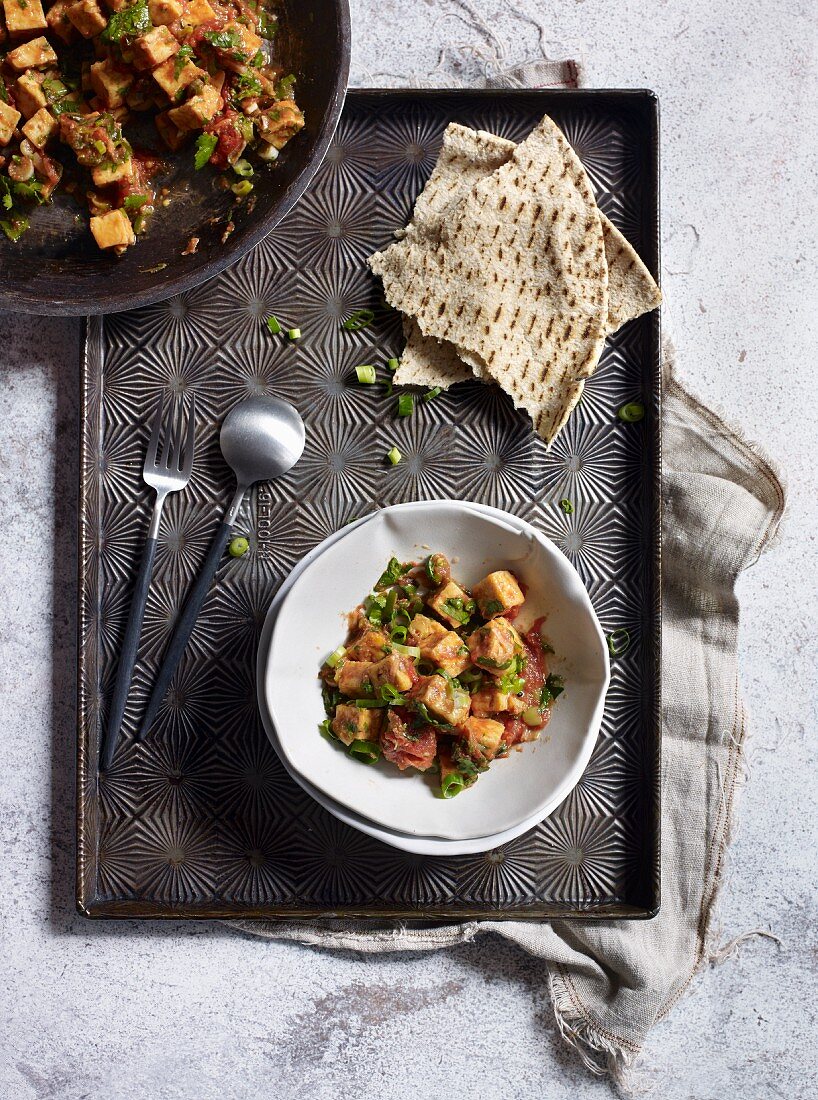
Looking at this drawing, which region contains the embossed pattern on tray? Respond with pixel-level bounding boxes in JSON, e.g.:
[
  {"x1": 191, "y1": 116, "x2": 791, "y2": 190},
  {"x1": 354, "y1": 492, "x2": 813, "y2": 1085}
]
[{"x1": 78, "y1": 90, "x2": 661, "y2": 920}]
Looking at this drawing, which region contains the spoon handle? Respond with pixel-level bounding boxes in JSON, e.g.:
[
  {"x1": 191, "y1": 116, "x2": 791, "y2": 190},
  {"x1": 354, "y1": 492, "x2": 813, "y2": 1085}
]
[{"x1": 136, "y1": 517, "x2": 235, "y2": 740}]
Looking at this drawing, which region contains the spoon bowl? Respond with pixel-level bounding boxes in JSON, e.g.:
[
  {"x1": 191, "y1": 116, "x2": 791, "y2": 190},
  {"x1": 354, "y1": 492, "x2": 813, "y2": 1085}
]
[{"x1": 221, "y1": 396, "x2": 306, "y2": 489}]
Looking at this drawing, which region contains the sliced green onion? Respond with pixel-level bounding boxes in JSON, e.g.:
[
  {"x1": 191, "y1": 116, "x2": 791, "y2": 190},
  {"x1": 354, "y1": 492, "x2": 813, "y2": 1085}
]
[
  {"x1": 387, "y1": 445, "x2": 402, "y2": 466},
  {"x1": 318, "y1": 718, "x2": 335, "y2": 740},
  {"x1": 232, "y1": 158, "x2": 254, "y2": 177},
  {"x1": 383, "y1": 588, "x2": 397, "y2": 620},
  {"x1": 390, "y1": 625, "x2": 408, "y2": 643},
  {"x1": 342, "y1": 309, "x2": 375, "y2": 331},
  {"x1": 348, "y1": 740, "x2": 381, "y2": 764},
  {"x1": 397, "y1": 392, "x2": 414, "y2": 417},
  {"x1": 354, "y1": 698, "x2": 387, "y2": 709},
  {"x1": 423, "y1": 386, "x2": 442, "y2": 402},
  {"x1": 326, "y1": 644, "x2": 346, "y2": 669},
  {"x1": 392, "y1": 642, "x2": 420, "y2": 658},
  {"x1": 560, "y1": 498, "x2": 574, "y2": 514},
  {"x1": 266, "y1": 315, "x2": 282, "y2": 335},
  {"x1": 94, "y1": 139, "x2": 106, "y2": 155},
  {"x1": 386, "y1": 357, "x2": 399, "y2": 372},
  {"x1": 618, "y1": 402, "x2": 645, "y2": 423},
  {"x1": 228, "y1": 536, "x2": 250, "y2": 557},
  {"x1": 231, "y1": 179, "x2": 253, "y2": 197},
  {"x1": 392, "y1": 607, "x2": 411, "y2": 629},
  {"x1": 288, "y1": 327, "x2": 301, "y2": 340},
  {"x1": 452, "y1": 687, "x2": 471, "y2": 712},
  {"x1": 441, "y1": 772, "x2": 466, "y2": 798},
  {"x1": 355, "y1": 364, "x2": 376, "y2": 384},
  {"x1": 522, "y1": 706, "x2": 542, "y2": 727},
  {"x1": 607, "y1": 629, "x2": 631, "y2": 657}
]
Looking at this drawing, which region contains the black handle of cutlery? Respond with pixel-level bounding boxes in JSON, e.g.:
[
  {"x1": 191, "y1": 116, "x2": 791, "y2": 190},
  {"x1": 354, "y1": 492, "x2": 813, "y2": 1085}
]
[
  {"x1": 137, "y1": 520, "x2": 234, "y2": 739},
  {"x1": 100, "y1": 536, "x2": 158, "y2": 770}
]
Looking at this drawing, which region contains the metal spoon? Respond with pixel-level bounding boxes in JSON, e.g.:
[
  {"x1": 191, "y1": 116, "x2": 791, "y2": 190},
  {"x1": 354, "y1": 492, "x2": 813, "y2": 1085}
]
[{"x1": 137, "y1": 395, "x2": 305, "y2": 739}]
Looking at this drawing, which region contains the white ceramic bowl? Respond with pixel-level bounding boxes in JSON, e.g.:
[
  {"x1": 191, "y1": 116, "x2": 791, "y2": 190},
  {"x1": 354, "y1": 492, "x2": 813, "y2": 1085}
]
[
  {"x1": 256, "y1": 511, "x2": 583, "y2": 855},
  {"x1": 264, "y1": 501, "x2": 610, "y2": 841}
]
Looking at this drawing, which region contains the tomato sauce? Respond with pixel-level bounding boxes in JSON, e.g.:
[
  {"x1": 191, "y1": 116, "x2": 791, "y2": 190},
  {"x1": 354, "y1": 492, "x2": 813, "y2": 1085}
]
[{"x1": 502, "y1": 616, "x2": 550, "y2": 749}]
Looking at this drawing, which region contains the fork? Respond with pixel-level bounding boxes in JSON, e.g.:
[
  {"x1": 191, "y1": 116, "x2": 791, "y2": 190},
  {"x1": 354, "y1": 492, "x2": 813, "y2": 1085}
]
[{"x1": 99, "y1": 393, "x2": 195, "y2": 770}]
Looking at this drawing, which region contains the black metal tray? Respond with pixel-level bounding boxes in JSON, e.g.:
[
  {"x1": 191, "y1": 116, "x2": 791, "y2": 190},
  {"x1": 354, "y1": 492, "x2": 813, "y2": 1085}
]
[{"x1": 78, "y1": 89, "x2": 661, "y2": 920}]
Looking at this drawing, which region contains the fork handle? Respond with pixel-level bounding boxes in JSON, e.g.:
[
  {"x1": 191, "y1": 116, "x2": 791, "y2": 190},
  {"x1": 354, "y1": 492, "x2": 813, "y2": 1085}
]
[
  {"x1": 137, "y1": 518, "x2": 235, "y2": 740},
  {"x1": 100, "y1": 533, "x2": 159, "y2": 770}
]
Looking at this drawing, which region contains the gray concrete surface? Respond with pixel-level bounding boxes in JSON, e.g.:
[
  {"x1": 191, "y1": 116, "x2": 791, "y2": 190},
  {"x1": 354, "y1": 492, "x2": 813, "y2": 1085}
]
[{"x1": 1, "y1": 1, "x2": 817, "y2": 1097}]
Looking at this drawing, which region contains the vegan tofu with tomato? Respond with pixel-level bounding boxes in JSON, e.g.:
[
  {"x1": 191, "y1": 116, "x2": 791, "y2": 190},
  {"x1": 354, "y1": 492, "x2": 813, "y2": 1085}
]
[
  {"x1": 319, "y1": 552, "x2": 565, "y2": 798},
  {"x1": 0, "y1": 0, "x2": 304, "y2": 246}
]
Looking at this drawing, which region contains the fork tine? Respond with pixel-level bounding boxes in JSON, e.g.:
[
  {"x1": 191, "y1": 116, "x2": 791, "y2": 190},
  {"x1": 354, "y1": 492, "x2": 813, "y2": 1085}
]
[
  {"x1": 164, "y1": 395, "x2": 184, "y2": 469},
  {"x1": 144, "y1": 392, "x2": 165, "y2": 471},
  {"x1": 180, "y1": 393, "x2": 196, "y2": 475}
]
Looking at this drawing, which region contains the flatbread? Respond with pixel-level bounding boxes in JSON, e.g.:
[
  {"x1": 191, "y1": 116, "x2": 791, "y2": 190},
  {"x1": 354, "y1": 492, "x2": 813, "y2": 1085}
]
[
  {"x1": 385, "y1": 124, "x2": 661, "y2": 393},
  {"x1": 370, "y1": 116, "x2": 610, "y2": 443}
]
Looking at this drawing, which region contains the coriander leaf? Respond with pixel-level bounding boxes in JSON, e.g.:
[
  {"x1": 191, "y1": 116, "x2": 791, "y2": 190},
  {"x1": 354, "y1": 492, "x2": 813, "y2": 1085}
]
[
  {"x1": 203, "y1": 28, "x2": 241, "y2": 50},
  {"x1": 101, "y1": 0, "x2": 150, "y2": 43},
  {"x1": 193, "y1": 132, "x2": 218, "y2": 170}
]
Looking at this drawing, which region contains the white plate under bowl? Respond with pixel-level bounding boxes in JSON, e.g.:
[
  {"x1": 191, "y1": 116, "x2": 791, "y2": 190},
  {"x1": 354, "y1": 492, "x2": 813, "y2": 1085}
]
[
  {"x1": 264, "y1": 500, "x2": 610, "y2": 841},
  {"x1": 256, "y1": 507, "x2": 583, "y2": 856}
]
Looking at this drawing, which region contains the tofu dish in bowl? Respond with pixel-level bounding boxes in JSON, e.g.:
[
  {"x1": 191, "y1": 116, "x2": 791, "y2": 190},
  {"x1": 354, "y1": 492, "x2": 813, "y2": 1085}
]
[
  {"x1": 319, "y1": 553, "x2": 565, "y2": 798},
  {"x1": 0, "y1": 0, "x2": 303, "y2": 249}
]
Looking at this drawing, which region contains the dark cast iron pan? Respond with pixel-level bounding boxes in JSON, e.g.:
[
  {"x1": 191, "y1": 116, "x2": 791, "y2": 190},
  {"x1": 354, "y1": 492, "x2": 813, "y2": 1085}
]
[{"x1": 0, "y1": 0, "x2": 350, "y2": 315}]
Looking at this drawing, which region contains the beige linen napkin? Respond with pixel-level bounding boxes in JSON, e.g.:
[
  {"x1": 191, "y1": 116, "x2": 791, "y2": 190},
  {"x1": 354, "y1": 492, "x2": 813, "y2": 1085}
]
[{"x1": 230, "y1": 58, "x2": 786, "y2": 1090}]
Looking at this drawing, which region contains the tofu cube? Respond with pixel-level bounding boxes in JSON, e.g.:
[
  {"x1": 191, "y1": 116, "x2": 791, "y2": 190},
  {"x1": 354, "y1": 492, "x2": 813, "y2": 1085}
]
[
  {"x1": 258, "y1": 98, "x2": 304, "y2": 150},
  {"x1": 154, "y1": 108, "x2": 189, "y2": 150},
  {"x1": 412, "y1": 674, "x2": 470, "y2": 727},
  {"x1": 2, "y1": 0, "x2": 47, "y2": 36},
  {"x1": 89, "y1": 208, "x2": 135, "y2": 250},
  {"x1": 6, "y1": 35, "x2": 58, "y2": 70},
  {"x1": 46, "y1": 0, "x2": 77, "y2": 44},
  {"x1": 21, "y1": 104, "x2": 57, "y2": 147},
  {"x1": 14, "y1": 71, "x2": 47, "y2": 118},
  {"x1": 179, "y1": 0, "x2": 214, "y2": 26},
  {"x1": 469, "y1": 686, "x2": 510, "y2": 718},
  {"x1": 461, "y1": 717, "x2": 506, "y2": 761},
  {"x1": 336, "y1": 661, "x2": 374, "y2": 698},
  {"x1": 425, "y1": 631, "x2": 471, "y2": 678},
  {"x1": 131, "y1": 25, "x2": 179, "y2": 71},
  {"x1": 467, "y1": 618, "x2": 521, "y2": 675},
  {"x1": 219, "y1": 22, "x2": 261, "y2": 65},
  {"x1": 91, "y1": 156, "x2": 133, "y2": 186},
  {"x1": 0, "y1": 99, "x2": 21, "y2": 145},
  {"x1": 368, "y1": 654, "x2": 414, "y2": 694},
  {"x1": 408, "y1": 613, "x2": 447, "y2": 654},
  {"x1": 65, "y1": 0, "x2": 107, "y2": 37},
  {"x1": 167, "y1": 81, "x2": 220, "y2": 130},
  {"x1": 427, "y1": 580, "x2": 475, "y2": 629},
  {"x1": 472, "y1": 570, "x2": 525, "y2": 619},
  {"x1": 90, "y1": 60, "x2": 133, "y2": 108},
  {"x1": 345, "y1": 629, "x2": 389, "y2": 663},
  {"x1": 151, "y1": 56, "x2": 205, "y2": 100},
  {"x1": 148, "y1": 0, "x2": 182, "y2": 23},
  {"x1": 331, "y1": 704, "x2": 383, "y2": 748}
]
